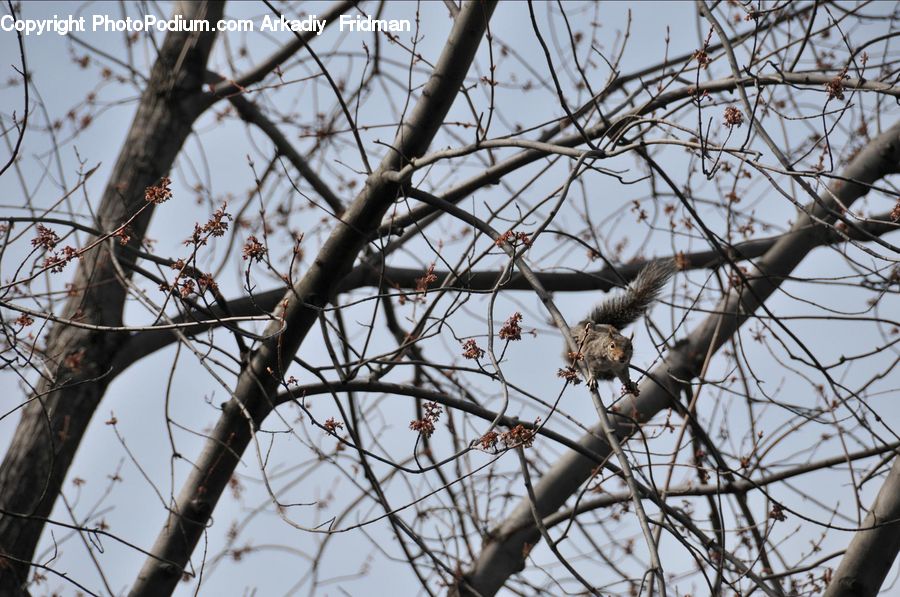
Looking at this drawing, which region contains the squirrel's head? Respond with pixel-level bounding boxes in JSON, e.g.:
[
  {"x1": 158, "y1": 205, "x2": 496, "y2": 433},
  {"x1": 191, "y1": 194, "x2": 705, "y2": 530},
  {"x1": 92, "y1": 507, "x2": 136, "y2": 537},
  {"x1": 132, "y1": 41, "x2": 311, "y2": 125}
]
[
  {"x1": 588, "y1": 324, "x2": 633, "y2": 363},
  {"x1": 605, "y1": 337, "x2": 632, "y2": 363}
]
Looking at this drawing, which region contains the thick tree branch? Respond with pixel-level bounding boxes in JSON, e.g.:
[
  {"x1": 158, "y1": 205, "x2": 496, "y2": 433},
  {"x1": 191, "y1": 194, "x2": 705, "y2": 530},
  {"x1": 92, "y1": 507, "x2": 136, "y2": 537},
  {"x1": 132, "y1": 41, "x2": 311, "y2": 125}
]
[
  {"x1": 0, "y1": 3, "x2": 224, "y2": 593},
  {"x1": 825, "y1": 455, "x2": 900, "y2": 596},
  {"x1": 108, "y1": 212, "x2": 898, "y2": 378},
  {"x1": 453, "y1": 122, "x2": 900, "y2": 596},
  {"x1": 128, "y1": 3, "x2": 498, "y2": 594}
]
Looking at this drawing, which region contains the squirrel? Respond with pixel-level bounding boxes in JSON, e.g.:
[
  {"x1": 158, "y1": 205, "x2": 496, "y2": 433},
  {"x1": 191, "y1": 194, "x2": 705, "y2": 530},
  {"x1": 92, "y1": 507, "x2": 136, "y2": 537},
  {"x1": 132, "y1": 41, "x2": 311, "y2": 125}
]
[{"x1": 566, "y1": 259, "x2": 675, "y2": 395}]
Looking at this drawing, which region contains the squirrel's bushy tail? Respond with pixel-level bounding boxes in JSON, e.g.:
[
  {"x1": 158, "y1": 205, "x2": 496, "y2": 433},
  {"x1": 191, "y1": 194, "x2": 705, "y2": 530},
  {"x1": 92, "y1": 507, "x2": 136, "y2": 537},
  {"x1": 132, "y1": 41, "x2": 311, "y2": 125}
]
[{"x1": 587, "y1": 259, "x2": 676, "y2": 330}]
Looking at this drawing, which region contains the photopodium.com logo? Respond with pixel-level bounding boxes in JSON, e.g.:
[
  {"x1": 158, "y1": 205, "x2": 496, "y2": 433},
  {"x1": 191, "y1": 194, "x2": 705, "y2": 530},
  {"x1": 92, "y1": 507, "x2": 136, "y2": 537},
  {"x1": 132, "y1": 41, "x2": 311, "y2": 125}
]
[{"x1": 0, "y1": 13, "x2": 412, "y2": 36}]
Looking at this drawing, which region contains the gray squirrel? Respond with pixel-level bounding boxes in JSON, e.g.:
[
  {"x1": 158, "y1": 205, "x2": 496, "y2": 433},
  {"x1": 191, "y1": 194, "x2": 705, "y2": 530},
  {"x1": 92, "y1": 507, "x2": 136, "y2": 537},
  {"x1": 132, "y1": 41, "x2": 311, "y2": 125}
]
[{"x1": 566, "y1": 260, "x2": 675, "y2": 395}]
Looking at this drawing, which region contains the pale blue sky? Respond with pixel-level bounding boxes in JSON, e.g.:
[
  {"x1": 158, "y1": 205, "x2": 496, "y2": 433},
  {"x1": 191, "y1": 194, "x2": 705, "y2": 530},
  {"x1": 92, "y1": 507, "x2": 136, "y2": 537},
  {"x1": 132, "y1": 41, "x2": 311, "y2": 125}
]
[{"x1": 1, "y1": 1, "x2": 898, "y2": 595}]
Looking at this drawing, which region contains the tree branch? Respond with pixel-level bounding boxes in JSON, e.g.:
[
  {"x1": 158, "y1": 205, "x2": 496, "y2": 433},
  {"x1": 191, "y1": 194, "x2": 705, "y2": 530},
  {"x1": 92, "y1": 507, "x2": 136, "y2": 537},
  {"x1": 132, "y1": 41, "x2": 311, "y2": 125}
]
[
  {"x1": 453, "y1": 121, "x2": 900, "y2": 596},
  {"x1": 128, "y1": 3, "x2": 499, "y2": 594},
  {"x1": 0, "y1": 3, "x2": 225, "y2": 593},
  {"x1": 824, "y1": 455, "x2": 900, "y2": 596},
  {"x1": 108, "y1": 211, "x2": 899, "y2": 378}
]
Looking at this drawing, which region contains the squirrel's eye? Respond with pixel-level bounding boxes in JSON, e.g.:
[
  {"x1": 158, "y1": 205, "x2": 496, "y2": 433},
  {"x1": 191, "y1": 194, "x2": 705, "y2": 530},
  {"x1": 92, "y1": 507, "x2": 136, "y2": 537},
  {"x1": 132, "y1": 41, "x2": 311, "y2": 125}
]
[{"x1": 609, "y1": 342, "x2": 615, "y2": 349}]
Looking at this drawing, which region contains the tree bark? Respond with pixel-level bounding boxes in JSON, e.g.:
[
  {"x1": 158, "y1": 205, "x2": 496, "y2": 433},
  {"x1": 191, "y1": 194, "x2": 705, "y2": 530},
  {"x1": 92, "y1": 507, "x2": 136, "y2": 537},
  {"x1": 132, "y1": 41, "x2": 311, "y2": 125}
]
[
  {"x1": 825, "y1": 455, "x2": 900, "y2": 596},
  {"x1": 0, "y1": 2, "x2": 223, "y2": 593},
  {"x1": 453, "y1": 121, "x2": 900, "y2": 596}
]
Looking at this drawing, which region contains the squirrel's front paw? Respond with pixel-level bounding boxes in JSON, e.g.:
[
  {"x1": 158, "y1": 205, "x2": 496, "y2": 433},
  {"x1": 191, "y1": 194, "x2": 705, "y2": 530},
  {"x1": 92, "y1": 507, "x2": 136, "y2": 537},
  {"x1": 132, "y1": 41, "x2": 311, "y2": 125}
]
[{"x1": 622, "y1": 382, "x2": 640, "y2": 396}]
